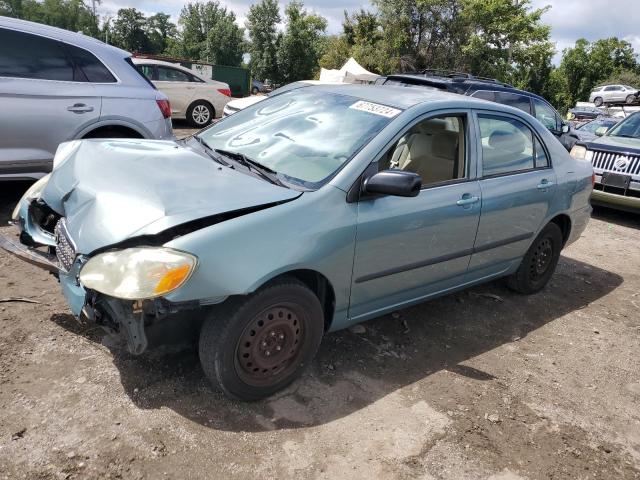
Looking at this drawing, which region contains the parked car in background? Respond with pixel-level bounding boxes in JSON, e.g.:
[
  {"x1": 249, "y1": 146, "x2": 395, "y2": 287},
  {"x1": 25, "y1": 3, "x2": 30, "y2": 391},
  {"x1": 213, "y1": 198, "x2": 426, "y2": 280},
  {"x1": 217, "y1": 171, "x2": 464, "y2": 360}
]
[
  {"x1": 0, "y1": 16, "x2": 173, "y2": 181},
  {"x1": 133, "y1": 58, "x2": 231, "y2": 127},
  {"x1": 382, "y1": 71, "x2": 571, "y2": 142},
  {"x1": 250, "y1": 79, "x2": 274, "y2": 95},
  {"x1": 561, "y1": 117, "x2": 619, "y2": 151},
  {"x1": 589, "y1": 85, "x2": 640, "y2": 107},
  {"x1": 568, "y1": 106, "x2": 604, "y2": 122},
  {"x1": 571, "y1": 111, "x2": 640, "y2": 212},
  {"x1": 3, "y1": 84, "x2": 593, "y2": 400}
]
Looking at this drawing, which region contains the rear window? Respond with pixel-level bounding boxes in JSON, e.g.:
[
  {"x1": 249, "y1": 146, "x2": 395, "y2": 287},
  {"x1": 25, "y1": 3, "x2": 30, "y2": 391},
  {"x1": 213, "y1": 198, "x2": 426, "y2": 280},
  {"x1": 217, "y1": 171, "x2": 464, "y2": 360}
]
[
  {"x1": 67, "y1": 44, "x2": 116, "y2": 83},
  {"x1": 0, "y1": 27, "x2": 74, "y2": 81}
]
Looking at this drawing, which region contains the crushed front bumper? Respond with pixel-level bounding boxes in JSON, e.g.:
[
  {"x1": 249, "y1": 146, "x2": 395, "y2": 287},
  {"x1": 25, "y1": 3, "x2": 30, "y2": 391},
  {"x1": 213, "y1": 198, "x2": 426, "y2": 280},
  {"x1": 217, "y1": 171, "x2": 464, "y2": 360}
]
[{"x1": 0, "y1": 229, "x2": 58, "y2": 272}]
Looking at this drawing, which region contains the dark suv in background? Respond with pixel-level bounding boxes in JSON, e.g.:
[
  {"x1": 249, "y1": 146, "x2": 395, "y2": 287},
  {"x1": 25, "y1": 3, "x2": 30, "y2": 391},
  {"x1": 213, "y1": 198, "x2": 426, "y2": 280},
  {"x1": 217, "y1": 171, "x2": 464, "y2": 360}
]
[{"x1": 383, "y1": 71, "x2": 569, "y2": 139}]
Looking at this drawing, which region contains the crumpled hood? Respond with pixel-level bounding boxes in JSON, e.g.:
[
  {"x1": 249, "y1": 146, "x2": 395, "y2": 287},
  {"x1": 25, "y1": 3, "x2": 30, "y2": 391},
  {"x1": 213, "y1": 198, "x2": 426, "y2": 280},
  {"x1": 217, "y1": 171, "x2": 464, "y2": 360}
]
[{"x1": 41, "y1": 139, "x2": 300, "y2": 253}]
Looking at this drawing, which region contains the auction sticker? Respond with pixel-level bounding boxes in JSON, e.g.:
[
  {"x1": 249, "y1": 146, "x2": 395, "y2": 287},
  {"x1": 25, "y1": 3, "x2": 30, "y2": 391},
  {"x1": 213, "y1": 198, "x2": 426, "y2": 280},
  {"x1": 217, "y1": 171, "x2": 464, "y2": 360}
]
[{"x1": 349, "y1": 100, "x2": 401, "y2": 118}]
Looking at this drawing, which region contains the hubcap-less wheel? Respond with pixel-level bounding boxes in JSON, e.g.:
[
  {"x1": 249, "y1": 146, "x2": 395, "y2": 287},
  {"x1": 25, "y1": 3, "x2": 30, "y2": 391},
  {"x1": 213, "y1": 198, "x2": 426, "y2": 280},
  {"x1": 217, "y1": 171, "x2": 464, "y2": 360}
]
[
  {"x1": 529, "y1": 238, "x2": 553, "y2": 281},
  {"x1": 235, "y1": 304, "x2": 303, "y2": 386},
  {"x1": 192, "y1": 104, "x2": 211, "y2": 125}
]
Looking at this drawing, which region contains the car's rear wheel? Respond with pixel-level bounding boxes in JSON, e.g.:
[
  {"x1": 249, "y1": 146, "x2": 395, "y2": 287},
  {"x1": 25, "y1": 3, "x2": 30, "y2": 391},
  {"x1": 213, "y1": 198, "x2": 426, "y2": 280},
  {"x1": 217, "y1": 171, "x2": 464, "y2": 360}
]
[
  {"x1": 507, "y1": 223, "x2": 563, "y2": 294},
  {"x1": 187, "y1": 101, "x2": 214, "y2": 128},
  {"x1": 198, "y1": 277, "x2": 324, "y2": 401},
  {"x1": 593, "y1": 97, "x2": 603, "y2": 107},
  {"x1": 251, "y1": 86, "x2": 259, "y2": 95},
  {"x1": 626, "y1": 94, "x2": 636, "y2": 105}
]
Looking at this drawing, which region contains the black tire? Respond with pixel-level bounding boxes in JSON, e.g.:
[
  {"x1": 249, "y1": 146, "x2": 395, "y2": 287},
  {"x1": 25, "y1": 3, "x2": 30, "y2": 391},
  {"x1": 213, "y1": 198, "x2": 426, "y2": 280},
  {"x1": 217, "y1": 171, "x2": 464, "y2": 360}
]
[
  {"x1": 626, "y1": 94, "x2": 636, "y2": 105},
  {"x1": 199, "y1": 277, "x2": 324, "y2": 401},
  {"x1": 593, "y1": 97, "x2": 603, "y2": 107},
  {"x1": 251, "y1": 86, "x2": 259, "y2": 95},
  {"x1": 186, "y1": 100, "x2": 214, "y2": 128},
  {"x1": 507, "y1": 223, "x2": 563, "y2": 294}
]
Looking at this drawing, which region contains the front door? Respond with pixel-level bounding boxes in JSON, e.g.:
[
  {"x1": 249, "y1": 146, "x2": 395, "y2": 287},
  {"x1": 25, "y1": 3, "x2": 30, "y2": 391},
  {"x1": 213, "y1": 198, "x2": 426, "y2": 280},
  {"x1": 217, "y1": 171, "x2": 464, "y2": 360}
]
[
  {"x1": 0, "y1": 27, "x2": 100, "y2": 175},
  {"x1": 467, "y1": 111, "x2": 557, "y2": 280},
  {"x1": 350, "y1": 112, "x2": 481, "y2": 321}
]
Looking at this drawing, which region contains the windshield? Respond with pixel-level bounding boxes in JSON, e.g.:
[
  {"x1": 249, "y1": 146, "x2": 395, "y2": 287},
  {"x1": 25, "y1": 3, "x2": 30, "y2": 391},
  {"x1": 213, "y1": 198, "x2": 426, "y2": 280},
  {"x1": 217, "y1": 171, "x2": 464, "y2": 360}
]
[
  {"x1": 606, "y1": 113, "x2": 640, "y2": 139},
  {"x1": 197, "y1": 90, "x2": 399, "y2": 188},
  {"x1": 578, "y1": 119, "x2": 617, "y2": 134}
]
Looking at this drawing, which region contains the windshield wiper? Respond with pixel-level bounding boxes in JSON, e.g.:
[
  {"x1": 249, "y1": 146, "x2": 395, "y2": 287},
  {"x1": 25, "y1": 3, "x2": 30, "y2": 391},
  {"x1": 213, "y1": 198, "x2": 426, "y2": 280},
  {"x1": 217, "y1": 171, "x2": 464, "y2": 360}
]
[
  {"x1": 214, "y1": 148, "x2": 286, "y2": 187},
  {"x1": 192, "y1": 135, "x2": 232, "y2": 167}
]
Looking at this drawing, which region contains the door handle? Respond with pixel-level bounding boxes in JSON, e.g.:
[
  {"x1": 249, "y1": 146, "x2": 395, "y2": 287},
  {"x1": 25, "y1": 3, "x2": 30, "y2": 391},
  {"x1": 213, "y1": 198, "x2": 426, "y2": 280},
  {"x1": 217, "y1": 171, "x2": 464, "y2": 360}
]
[
  {"x1": 67, "y1": 103, "x2": 94, "y2": 113},
  {"x1": 537, "y1": 179, "x2": 555, "y2": 190},
  {"x1": 456, "y1": 195, "x2": 480, "y2": 206}
]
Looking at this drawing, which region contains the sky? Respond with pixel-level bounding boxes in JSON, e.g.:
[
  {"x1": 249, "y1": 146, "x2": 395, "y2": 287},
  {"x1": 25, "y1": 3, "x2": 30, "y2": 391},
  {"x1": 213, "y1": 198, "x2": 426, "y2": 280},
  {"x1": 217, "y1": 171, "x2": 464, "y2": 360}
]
[{"x1": 98, "y1": 0, "x2": 640, "y2": 64}]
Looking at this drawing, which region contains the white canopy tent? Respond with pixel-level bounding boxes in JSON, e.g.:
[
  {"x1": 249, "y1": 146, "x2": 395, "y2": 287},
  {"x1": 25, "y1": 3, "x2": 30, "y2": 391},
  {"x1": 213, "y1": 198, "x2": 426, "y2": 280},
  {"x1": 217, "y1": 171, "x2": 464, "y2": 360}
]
[{"x1": 319, "y1": 57, "x2": 380, "y2": 84}]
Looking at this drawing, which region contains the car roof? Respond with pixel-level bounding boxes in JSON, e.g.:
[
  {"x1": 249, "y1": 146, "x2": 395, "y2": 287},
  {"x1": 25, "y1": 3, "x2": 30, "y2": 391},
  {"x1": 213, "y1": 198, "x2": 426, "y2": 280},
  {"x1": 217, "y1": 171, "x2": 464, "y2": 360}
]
[
  {"x1": 386, "y1": 73, "x2": 547, "y2": 102},
  {"x1": 295, "y1": 83, "x2": 506, "y2": 110},
  {"x1": 0, "y1": 15, "x2": 129, "y2": 56}
]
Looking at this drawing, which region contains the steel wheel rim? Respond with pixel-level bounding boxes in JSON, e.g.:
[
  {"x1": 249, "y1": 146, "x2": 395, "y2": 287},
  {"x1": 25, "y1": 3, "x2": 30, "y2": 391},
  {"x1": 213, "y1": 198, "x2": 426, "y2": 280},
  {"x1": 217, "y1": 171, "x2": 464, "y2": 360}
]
[
  {"x1": 529, "y1": 237, "x2": 553, "y2": 281},
  {"x1": 235, "y1": 304, "x2": 304, "y2": 386},
  {"x1": 193, "y1": 105, "x2": 210, "y2": 125}
]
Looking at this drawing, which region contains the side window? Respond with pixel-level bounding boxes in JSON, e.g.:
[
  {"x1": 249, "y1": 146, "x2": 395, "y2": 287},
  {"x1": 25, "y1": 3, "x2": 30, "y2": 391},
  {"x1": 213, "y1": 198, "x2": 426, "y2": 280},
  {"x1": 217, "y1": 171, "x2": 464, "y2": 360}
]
[
  {"x1": 478, "y1": 115, "x2": 535, "y2": 176},
  {"x1": 0, "y1": 28, "x2": 74, "y2": 81},
  {"x1": 534, "y1": 138, "x2": 549, "y2": 168},
  {"x1": 472, "y1": 90, "x2": 496, "y2": 102},
  {"x1": 533, "y1": 98, "x2": 559, "y2": 131},
  {"x1": 495, "y1": 92, "x2": 532, "y2": 115},
  {"x1": 135, "y1": 64, "x2": 155, "y2": 81},
  {"x1": 157, "y1": 66, "x2": 191, "y2": 82},
  {"x1": 66, "y1": 44, "x2": 116, "y2": 83},
  {"x1": 379, "y1": 115, "x2": 466, "y2": 186}
]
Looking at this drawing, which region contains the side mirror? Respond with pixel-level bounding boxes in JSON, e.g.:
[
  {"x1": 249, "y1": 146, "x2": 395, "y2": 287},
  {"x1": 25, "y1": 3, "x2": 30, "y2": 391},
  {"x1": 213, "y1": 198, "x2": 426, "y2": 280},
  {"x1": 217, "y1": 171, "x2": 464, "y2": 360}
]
[
  {"x1": 595, "y1": 126, "x2": 608, "y2": 137},
  {"x1": 363, "y1": 170, "x2": 421, "y2": 197},
  {"x1": 561, "y1": 123, "x2": 570, "y2": 134}
]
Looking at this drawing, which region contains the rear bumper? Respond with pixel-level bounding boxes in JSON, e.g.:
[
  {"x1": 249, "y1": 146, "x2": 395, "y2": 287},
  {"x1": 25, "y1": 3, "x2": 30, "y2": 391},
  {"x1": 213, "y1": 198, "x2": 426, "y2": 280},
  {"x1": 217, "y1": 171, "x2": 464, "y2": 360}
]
[
  {"x1": 591, "y1": 189, "x2": 640, "y2": 212},
  {"x1": 0, "y1": 230, "x2": 58, "y2": 272}
]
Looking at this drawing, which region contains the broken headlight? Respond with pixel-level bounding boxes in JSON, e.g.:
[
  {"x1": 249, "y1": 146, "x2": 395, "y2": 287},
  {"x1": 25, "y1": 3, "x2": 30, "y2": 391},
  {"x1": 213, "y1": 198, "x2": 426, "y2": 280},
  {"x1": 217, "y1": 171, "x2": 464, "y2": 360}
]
[
  {"x1": 12, "y1": 174, "x2": 51, "y2": 221},
  {"x1": 79, "y1": 247, "x2": 197, "y2": 300}
]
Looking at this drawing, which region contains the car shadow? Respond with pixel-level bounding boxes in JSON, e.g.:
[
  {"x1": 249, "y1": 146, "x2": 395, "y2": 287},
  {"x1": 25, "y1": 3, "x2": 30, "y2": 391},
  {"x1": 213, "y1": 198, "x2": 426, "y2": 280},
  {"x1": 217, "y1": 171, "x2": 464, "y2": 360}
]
[
  {"x1": 0, "y1": 181, "x2": 32, "y2": 225},
  {"x1": 592, "y1": 205, "x2": 640, "y2": 229},
  {"x1": 50, "y1": 256, "x2": 621, "y2": 432}
]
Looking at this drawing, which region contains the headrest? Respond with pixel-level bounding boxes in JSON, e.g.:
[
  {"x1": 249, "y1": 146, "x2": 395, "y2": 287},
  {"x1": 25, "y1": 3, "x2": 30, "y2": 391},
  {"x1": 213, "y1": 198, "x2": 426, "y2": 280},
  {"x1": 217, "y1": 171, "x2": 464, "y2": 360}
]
[
  {"x1": 420, "y1": 119, "x2": 448, "y2": 134},
  {"x1": 488, "y1": 130, "x2": 526, "y2": 154}
]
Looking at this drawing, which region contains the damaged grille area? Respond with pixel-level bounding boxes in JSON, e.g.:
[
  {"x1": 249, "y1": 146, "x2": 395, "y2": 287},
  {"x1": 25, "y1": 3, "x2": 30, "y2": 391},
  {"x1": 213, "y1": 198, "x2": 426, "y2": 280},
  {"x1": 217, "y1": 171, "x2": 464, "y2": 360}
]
[{"x1": 54, "y1": 219, "x2": 76, "y2": 272}]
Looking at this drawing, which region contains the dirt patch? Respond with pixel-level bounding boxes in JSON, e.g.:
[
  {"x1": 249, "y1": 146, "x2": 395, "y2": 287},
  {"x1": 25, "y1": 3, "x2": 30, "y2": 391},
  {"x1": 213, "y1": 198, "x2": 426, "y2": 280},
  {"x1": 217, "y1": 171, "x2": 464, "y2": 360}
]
[{"x1": 1, "y1": 181, "x2": 639, "y2": 479}]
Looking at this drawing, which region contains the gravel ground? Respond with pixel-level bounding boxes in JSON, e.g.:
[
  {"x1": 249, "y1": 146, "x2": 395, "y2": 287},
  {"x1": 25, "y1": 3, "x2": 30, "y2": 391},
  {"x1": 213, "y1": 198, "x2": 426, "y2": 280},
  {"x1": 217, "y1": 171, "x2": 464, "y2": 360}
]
[{"x1": 0, "y1": 162, "x2": 639, "y2": 479}]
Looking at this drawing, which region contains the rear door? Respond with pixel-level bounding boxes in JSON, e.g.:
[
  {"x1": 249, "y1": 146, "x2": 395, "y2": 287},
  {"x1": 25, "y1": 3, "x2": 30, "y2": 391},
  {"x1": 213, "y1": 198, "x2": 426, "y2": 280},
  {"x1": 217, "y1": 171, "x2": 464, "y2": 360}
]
[
  {"x1": 467, "y1": 111, "x2": 556, "y2": 281},
  {"x1": 350, "y1": 110, "x2": 482, "y2": 320},
  {"x1": 0, "y1": 27, "x2": 100, "y2": 176},
  {"x1": 154, "y1": 65, "x2": 196, "y2": 117}
]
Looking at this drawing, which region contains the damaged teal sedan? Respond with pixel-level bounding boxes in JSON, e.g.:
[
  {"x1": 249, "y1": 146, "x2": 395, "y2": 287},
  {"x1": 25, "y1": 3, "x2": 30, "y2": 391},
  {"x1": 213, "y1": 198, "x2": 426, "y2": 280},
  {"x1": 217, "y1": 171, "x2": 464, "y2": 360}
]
[{"x1": 2, "y1": 85, "x2": 594, "y2": 400}]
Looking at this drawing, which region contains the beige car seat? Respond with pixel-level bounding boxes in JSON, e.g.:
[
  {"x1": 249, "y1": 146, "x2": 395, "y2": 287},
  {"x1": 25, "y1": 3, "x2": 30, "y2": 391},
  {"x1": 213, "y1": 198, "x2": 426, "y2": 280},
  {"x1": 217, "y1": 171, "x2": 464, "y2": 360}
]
[{"x1": 390, "y1": 119, "x2": 462, "y2": 184}]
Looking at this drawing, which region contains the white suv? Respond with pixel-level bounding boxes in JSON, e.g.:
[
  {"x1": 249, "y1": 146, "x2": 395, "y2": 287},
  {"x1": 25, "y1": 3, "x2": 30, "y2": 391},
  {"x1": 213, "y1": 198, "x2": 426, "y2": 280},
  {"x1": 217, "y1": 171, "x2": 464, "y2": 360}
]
[
  {"x1": 132, "y1": 58, "x2": 232, "y2": 127},
  {"x1": 589, "y1": 84, "x2": 640, "y2": 107}
]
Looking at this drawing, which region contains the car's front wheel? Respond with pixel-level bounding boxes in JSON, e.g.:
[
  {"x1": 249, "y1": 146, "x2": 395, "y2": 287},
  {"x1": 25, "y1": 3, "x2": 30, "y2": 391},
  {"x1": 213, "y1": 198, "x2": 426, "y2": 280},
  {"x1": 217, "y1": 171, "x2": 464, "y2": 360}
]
[
  {"x1": 199, "y1": 277, "x2": 324, "y2": 401},
  {"x1": 593, "y1": 97, "x2": 603, "y2": 107},
  {"x1": 626, "y1": 94, "x2": 636, "y2": 105},
  {"x1": 187, "y1": 101, "x2": 214, "y2": 128},
  {"x1": 507, "y1": 222, "x2": 563, "y2": 294}
]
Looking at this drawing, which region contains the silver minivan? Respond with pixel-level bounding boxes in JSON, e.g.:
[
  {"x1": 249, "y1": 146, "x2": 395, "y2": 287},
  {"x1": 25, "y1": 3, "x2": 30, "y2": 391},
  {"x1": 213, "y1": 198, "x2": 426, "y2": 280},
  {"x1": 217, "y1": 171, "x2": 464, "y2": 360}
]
[{"x1": 0, "y1": 16, "x2": 174, "y2": 180}]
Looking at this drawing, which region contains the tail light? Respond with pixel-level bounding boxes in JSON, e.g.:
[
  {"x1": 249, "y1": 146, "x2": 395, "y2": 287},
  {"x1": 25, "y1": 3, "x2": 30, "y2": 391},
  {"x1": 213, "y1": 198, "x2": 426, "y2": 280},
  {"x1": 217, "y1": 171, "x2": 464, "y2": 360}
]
[
  {"x1": 217, "y1": 88, "x2": 231, "y2": 97},
  {"x1": 156, "y1": 99, "x2": 171, "y2": 119}
]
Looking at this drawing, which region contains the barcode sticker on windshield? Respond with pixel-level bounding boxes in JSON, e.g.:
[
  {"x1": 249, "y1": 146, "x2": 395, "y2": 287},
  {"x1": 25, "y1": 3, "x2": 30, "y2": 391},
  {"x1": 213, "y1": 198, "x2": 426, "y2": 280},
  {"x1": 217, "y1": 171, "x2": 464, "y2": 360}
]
[{"x1": 349, "y1": 100, "x2": 401, "y2": 118}]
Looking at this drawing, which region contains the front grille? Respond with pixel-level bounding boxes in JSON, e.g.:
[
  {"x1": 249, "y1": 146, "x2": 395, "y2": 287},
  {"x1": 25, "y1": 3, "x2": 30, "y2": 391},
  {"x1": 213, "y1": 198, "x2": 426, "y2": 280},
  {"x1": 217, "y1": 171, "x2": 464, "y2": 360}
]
[
  {"x1": 54, "y1": 218, "x2": 76, "y2": 272},
  {"x1": 591, "y1": 150, "x2": 640, "y2": 176}
]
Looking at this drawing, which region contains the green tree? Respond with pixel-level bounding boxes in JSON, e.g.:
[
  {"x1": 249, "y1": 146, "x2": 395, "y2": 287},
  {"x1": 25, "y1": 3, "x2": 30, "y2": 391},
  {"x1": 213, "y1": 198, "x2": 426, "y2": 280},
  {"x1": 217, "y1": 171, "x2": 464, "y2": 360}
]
[
  {"x1": 146, "y1": 13, "x2": 177, "y2": 54},
  {"x1": 276, "y1": 1, "x2": 327, "y2": 83},
  {"x1": 245, "y1": 0, "x2": 281, "y2": 81},
  {"x1": 111, "y1": 8, "x2": 150, "y2": 52},
  {"x1": 601, "y1": 69, "x2": 640, "y2": 88},
  {"x1": 172, "y1": 1, "x2": 244, "y2": 65}
]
